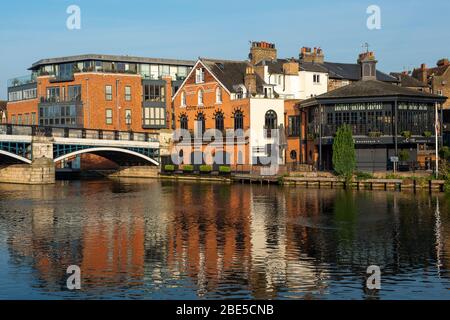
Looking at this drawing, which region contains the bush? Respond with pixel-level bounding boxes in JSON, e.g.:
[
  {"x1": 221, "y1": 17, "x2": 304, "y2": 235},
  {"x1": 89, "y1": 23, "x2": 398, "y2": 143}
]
[
  {"x1": 439, "y1": 146, "x2": 450, "y2": 161},
  {"x1": 164, "y1": 164, "x2": 175, "y2": 172},
  {"x1": 199, "y1": 165, "x2": 212, "y2": 173},
  {"x1": 182, "y1": 165, "x2": 194, "y2": 172},
  {"x1": 398, "y1": 150, "x2": 410, "y2": 162},
  {"x1": 423, "y1": 131, "x2": 432, "y2": 138},
  {"x1": 219, "y1": 166, "x2": 231, "y2": 173},
  {"x1": 332, "y1": 124, "x2": 356, "y2": 181},
  {"x1": 355, "y1": 171, "x2": 374, "y2": 180},
  {"x1": 401, "y1": 131, "x2": 412, "y2": 139}
]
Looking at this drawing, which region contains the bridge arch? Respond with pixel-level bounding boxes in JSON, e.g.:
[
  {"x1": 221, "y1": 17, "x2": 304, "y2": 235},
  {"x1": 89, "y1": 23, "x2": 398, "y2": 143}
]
[
  {"x1": 53, "y1": 147, "x2": 159, "y2": 166},
  {"x1": 0, "y1": 150, "x2": 32, "y2": 164}
]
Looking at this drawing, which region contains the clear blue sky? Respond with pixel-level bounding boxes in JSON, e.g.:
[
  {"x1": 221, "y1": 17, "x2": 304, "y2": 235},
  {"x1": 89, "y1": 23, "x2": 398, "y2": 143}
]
[{"x1": 0, "y1": 0, "x2": 449, "y2": 99}]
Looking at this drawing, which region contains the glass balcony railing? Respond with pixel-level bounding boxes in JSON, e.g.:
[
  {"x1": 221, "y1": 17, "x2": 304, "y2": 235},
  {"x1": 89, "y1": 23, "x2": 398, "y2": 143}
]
[{"x1": 7, "y1": 75, "x2": 36, "y2": 88}]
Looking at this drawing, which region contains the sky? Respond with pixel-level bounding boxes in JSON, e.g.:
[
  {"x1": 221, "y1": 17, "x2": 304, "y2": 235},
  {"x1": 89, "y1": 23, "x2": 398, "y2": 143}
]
[{"x1": 0, "y1": 0, "x2": 449, "y2": 99}]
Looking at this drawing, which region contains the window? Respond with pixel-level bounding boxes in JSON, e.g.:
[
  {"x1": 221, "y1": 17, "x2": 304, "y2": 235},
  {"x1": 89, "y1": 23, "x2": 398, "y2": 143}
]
[
  {"x1": 31, "y1": 113, "x2": 36, "y2": 125},
  {"x1": 106, "y1": 109, "x2": 113, "y2": 124},
  {"x1": 236, "y1": 87, "x2": 245, "y2": 99},
  {"x1": 143, "y1": 106, "x2": 166, "y2": 127},
  {"x1": 143, "y1": 84, "x2": 165, "y2": 102},
  {"x1": 265, "y1": 110, "x2": 277, "y2": 138},
  {"x1": 196, "y1": 112, "x2": 206, "y2": 135},
  {"x1": 11, "y1": 115, "x2": 16, "y2": 124},
  {"x1": 288, "y1": 116, "x2": 301, "y2": 136},
  {"x1": 216, "y1": 87, "x2": 222, "y2": 104},
  {"x1": 180, "y1": 115, "x2": 188, "y2": 130},
  {"x1": 125, "y1": 109, "x2": 132, "y2": 125},
  {"x1": 215, "y1": 112, "x2": 224, "y2": 131},
  {"x1": 125, "y1": 86, "x2": 131, "y2": 101},
  {"x1": 198, "y1": 90, "x2": 204, "y2": 106},
  {"x1": 313, "y1": 74, "x2": 320, "y2": 84},
  {"x1": 181, "y1": 91, "x2": 186, "y2": 107},
  {"x1": 47, "y1": 87, "x2": 60, "y2": 102},
  {"x1": 23, "y1": 88, "x2": 37, "y2": 100},
  {"x1": 234, "y1": 111, "x2": 244, "y2": 130},
  {"x1": 105, "y1": 85, "x2": 113, "y2": 101},
  {"x1": 18, "y1": 114, "x2": 22, "y2": 125},
  {"x1": 290, "y1": 150, "x2": 297, "y2": 161},
  {"x1": 68, "y1": 85, "x2": 81, "y2": 101},
  {"x1": 195, "y1": 68, "x2": 205, "y2": 84},
  {"x1": 24, "y1": 114, "x2": 30, "y2": 125}
]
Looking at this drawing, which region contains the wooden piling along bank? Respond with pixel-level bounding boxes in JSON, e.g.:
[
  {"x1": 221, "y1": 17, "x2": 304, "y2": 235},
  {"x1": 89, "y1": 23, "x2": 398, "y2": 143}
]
[{"x1": 233, "y1": 175, "x2": 446, "y2": 192}]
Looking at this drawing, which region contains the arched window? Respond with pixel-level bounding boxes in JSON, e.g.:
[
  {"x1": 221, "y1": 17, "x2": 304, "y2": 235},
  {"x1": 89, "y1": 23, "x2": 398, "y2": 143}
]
[
  {"x1": 234, "y1": 111, "x2": 244, "y2": 131},
  {"x1": 180, "y1": 115, "x2": 188, "y2": 130},
  {"x1": 198, "y1": 90, "x2": 204, "y2": 106},
  {"x1": 215, "y1": 112, "x2": 224, "y2": 131},
  {"x1": 181, "y1": 91, "x2": 186, "y2": 107},
  {"x1": 290, "y1": 150, "x2": 297, "y2": 161},
  {"x1": 196, "y1": 112, "x2": 206, "y2": 135},
  {"x1": 216, "y1": 87, "x2": 222, "y2": 104},
  {"x1": 265, "y1": 110, "x2": 277, "y2": 130},
  {"x1": 265, "y1": 110, "x2": 277, "y2": 138}
]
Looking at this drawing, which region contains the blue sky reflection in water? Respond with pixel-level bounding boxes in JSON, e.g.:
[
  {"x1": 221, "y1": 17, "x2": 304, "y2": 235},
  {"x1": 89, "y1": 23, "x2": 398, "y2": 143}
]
[{"x1": 0, "y1": 179, "x2": 449, "y2": 299}]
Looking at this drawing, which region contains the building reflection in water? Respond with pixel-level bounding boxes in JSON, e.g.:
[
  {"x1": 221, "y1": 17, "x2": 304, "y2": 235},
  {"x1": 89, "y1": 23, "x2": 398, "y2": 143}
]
[{"x1": 0, "y1": 180, "x2": 449, "y2": 299}]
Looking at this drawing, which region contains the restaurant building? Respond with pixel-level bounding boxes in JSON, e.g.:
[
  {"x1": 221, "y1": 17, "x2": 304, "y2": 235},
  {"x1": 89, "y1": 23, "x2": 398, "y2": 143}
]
[{"x1": 300, "y1": 52, "x2": 447, "y2": 172}]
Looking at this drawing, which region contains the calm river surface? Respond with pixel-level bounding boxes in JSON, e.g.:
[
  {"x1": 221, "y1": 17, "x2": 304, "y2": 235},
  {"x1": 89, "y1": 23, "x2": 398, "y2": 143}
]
[{"x1": 0, "y1": 178, "x2": 449, "y2": 300}]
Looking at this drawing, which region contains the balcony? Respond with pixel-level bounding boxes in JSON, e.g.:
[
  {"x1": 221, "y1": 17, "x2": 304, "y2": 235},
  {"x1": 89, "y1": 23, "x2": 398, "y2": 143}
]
[
  {"x1": 40, "y1": 96, "x2": 81, "y2": 104},
  {"x1": 7, "y1": 75, "x2": 36, "y2": 88}
]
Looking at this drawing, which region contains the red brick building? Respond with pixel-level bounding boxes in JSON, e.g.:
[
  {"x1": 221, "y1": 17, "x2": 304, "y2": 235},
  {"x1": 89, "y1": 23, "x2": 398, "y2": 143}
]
[{"x1": 7, "y1": 54, "x2": 194, "y2": 132}]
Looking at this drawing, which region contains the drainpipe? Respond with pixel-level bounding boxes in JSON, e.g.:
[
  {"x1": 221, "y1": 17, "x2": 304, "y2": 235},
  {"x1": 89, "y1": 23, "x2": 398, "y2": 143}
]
[
  {"x1": 116, "y1": 79, "x2": 120, "y2": 130},
  {"x1": 319, "y1": 104, "x2": 322, "y2": 171}
]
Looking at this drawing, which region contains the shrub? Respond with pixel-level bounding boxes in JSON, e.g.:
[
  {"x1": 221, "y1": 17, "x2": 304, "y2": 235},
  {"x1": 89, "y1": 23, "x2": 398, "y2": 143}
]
[
  {"x1": 423, "y1": 131, "x2": 432, "y2": 138},
  {"x1": 182, "y1": 165, "x2": 194, "y2": 172},
  {"x1": 398, "y1": 150, "x2": 410, "y2": 162},
  {"x1": 401, "y1": 131, "x2": 412, "y2": 139},
  {"x1": 164, "y1": 164, "x2": 175, "y2": 172},
  {"x1": 332, "y1": 124, "x2": 356, "y2": 181},
  {"x1": 368, "y1": 131, "x2": 381, "y2": 138},
  {"x1": 439, "y1": 146, "x2": 450, "y2": 161},
  {"x1": 219, "y1": 166, "x2": 231, "y2": 173},
  {"x1": 355, "y1": 171, "x2": 374, "y2": 180},
  {"x1": 199, "y1": 165, "x2": 212, "y2": 173}
]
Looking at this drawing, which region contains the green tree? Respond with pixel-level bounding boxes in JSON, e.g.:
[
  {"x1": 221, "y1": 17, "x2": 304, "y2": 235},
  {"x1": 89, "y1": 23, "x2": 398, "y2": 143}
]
[{"x1": 332, "y1": 124, "x2": 356, "y2": 180}]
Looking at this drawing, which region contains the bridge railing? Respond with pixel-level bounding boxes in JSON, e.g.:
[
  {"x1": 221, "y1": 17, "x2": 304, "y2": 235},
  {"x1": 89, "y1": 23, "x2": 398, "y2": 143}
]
[{"x1": 0, "y1": 124, "x2": 159, "y2": 143}]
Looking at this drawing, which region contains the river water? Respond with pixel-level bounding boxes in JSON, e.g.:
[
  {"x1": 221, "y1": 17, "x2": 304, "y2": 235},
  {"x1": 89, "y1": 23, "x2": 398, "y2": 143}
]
[{"x1": 0, "y1": 178, "x2": 449, "y2": 300}]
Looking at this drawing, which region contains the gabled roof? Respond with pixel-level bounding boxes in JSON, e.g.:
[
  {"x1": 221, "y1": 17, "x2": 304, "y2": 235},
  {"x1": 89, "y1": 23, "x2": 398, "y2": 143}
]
[
  {"x1": 0, "y1": 101, "x2": 7, "y2": 111},
  {"x1": 301, "y1": 80, "x2": 446, "y2": 104},
  {"x1": 201, "y1": 58, "x2": 266, "y2": 94},
  {"x1": 390, "y1": 72, "x2": 429, "y2": 88}
]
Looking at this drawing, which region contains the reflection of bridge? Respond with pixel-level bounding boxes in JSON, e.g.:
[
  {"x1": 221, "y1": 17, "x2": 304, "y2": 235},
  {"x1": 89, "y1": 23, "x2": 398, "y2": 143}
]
[{"x1": 0, "y1": 124, "x2": 160, "y2": 184}]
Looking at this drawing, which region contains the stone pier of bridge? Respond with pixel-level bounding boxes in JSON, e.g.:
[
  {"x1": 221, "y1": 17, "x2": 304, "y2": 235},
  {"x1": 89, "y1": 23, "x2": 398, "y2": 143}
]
[{"x1": 0, "y1": 136, "x2": 55, "y2": 185}]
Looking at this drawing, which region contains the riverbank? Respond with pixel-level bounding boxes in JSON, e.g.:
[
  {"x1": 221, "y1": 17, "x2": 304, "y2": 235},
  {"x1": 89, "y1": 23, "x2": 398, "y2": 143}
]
[{"x1": 158, "y1": 172, "x2": 447, "y2": 192}]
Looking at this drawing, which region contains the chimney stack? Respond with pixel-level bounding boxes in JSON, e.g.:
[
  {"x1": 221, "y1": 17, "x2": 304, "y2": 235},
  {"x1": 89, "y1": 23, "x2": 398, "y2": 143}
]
[
  {"x1": 437, "y1": 58, "x2": 450, "y2": 67},
  {"x1": 299, "y1": 46, "x2": 324, "y2": 63},
  {"x1": 358, "y1": 51, "x2": 377, "y2": 81},
  {"x1": 249, "y1": 41, "x2": 277, "y2": 65},
  {"x1": 245, "y1": 66, "x2": 257, "y2": 96},
  {"x1": 283, "y1": 59, "x2": 299, "y2": 75}
]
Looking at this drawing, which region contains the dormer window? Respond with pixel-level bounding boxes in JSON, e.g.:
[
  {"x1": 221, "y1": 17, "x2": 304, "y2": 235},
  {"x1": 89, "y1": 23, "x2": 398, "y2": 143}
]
[
  {"x1": 216, "y1": 87, "x2": 222, "y2": 104},
  {"x1": 313, "y1": 74, "x2": 321, "y2": 84},
  {"x1": 195, "y1": 68, "x2": 205, "y2": 84},
  {"x1": 264, "y1": 87, "x2": 273, "y2": 98},
  {"x1": 198, "y1": 90, "x2": 204, "y2": 106}
]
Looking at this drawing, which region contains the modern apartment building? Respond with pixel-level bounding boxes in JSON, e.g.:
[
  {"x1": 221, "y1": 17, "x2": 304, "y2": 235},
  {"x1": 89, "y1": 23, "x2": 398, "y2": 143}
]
[{"x1": 7, "y1": 54, "x2": 195, "y2": 132}]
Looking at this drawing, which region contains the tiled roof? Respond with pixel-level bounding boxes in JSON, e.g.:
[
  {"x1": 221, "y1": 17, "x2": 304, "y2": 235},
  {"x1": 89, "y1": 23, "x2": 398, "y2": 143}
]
[
  {"x1": 0, "y1": 101, "x2": 6, "y2": 111},
  {"x1": 390, "y1": 72, "x2": 428, "y2": 88},
  {"x1": 305, "y1": 80, "x2": 446, "y2": 100},
  {"x1": 201, "y1": 58, "x2": 266, "y2": 94},
  {"x1": 322, "y1": 62, "x2": 398, "y2": 82}
]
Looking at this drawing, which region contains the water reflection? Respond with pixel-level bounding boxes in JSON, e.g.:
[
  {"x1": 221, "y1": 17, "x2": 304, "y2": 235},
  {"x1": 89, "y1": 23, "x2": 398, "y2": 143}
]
[{"x1": 0, "y1": 180, "x2": 449, "y2": 299}]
